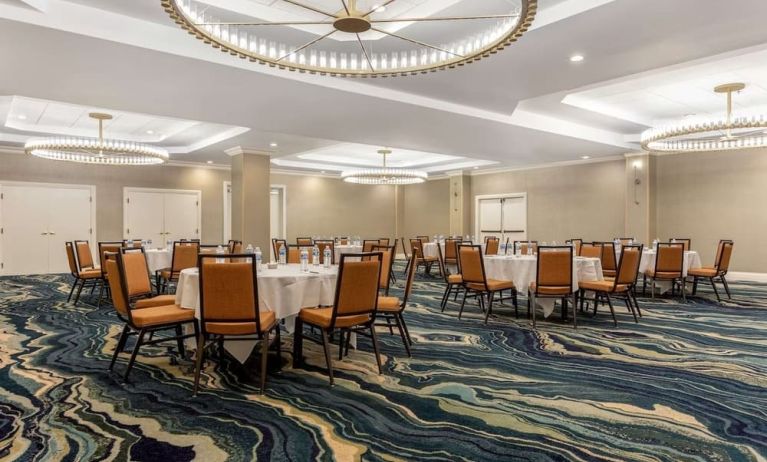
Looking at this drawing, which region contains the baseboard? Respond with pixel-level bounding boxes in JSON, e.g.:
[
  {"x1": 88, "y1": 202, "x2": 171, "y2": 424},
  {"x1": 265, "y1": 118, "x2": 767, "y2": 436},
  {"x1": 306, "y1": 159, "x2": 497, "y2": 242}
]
[{"x1": 727, "y1": 272, "x2": 767, "y2": 283}]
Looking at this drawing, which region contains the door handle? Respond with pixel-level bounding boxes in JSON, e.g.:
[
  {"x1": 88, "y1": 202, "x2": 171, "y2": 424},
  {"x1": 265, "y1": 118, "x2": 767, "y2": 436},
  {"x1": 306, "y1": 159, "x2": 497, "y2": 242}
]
[
  {"x1": 41, "y1": 232, "x2": 49, "y2": 235},
  {"x1": 49, "y1": 232, "x2": 56, "y2": 235}
]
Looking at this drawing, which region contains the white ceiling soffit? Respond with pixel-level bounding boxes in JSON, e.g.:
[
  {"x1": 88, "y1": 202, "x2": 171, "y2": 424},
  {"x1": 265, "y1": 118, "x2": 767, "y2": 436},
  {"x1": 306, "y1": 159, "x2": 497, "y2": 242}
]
[{"x1": 0, "y1": 95, "x2": 249, "y2": 154}]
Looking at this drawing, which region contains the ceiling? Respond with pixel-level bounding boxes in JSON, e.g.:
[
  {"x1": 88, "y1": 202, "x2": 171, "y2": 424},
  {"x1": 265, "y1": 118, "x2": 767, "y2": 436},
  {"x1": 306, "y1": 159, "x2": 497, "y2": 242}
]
[{"x1": 1, "y1": 0, "x2": 767, "y2": 175}]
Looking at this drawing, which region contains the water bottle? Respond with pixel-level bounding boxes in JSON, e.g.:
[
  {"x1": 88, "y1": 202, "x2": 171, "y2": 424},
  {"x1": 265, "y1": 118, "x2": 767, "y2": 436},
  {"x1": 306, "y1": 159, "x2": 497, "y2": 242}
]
[
  {"x1": 166, "y1": 239, "x2": 172, "y2": 250},
  {"x1": 527, "y1": 241, "x2": 533, "y2": 256},
  {"x1": 323, "y1": 246, "x2": 332, "y2": 268},
  {"x1": 312, "y1": 245, "x2": 320, "y2": 266},
  {"x1": 500, "y1": 242, "x2": 507, "y2": 255},
  {"x1": 433, "y1": 234, "x2": 437, "y2": 243},
  {"x1": 279, "y1": 244, "x2": 286, "y2": 265},
  {"x1": 215, "y1": 244, "x2": 225, "y2": 263},
  {"x1": 465, "y1": 234, "x2": 470, "y2": 241},
  {"x1": 614, "y1": 238, "x2": 621, "y2": 253},
  {"x1": 652, "y1": 238, "x2": 659, "y2": 251},
  {"x1": 300, "y1": 248, "x2": 309, "y2": 272},
  {"x1": 254, "y1": 246, "x2": 262, "y2": 272},
  {"x1": 147, "y1": 239, "x2": 153, "y2": 248}
]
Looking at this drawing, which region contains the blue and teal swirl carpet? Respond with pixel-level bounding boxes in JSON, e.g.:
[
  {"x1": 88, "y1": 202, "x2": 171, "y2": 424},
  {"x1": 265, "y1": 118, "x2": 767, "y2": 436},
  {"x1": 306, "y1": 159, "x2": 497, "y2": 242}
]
[{"x1": 1, "y1": 269, "x2": 766, "y2": 461}]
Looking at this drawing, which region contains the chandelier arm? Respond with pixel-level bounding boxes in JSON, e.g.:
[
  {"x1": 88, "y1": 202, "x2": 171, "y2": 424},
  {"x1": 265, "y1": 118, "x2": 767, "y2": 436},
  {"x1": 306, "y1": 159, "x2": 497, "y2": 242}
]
[
  {"x1": 370, "y1": 14, "x2": 521, "y2": 23},
  {"x1": 355, "y1": 34, "x2": 375, "y2": 71},
  {"x1": 280, "y1": 0, "x2": 336, "y2": 18},
  {"x1": 371, "y1": 27, "x2": 464, "y2": 58},
  {"x1": 340, "y1": 0, "x2": 350, "y2": 15},
  {"x1": 277, "y1": 30, "x2": 336, "y2": 61},
  {"x1": 360, "y1": 0, "x2": 397, "y2": 17},
  {"x1": 193, "y1": 20, "x2": 335, "y2": 26}
]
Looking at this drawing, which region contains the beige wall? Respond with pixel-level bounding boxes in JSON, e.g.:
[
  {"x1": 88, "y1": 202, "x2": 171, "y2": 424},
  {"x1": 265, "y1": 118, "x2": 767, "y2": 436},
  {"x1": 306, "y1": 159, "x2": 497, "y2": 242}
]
[
  {"x1": 470, "y1": 160, "x2": 627, "y2": 242},
  {"x1": 403, "y1": 178, "x2": 451, "y2": 240},
  {"x1": 0, "y1": 152, "x2": 230, "y2": 243},
  {"x1": 654, "y1": 148, "x2": 767, "y2": 272}
]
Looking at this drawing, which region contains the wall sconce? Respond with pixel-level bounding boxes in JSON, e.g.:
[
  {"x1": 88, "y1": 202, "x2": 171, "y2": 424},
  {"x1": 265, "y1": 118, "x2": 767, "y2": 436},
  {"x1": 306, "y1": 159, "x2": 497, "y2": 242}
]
[{"x1": 633, "y1": 160, "x2": 642, "y2": 205}]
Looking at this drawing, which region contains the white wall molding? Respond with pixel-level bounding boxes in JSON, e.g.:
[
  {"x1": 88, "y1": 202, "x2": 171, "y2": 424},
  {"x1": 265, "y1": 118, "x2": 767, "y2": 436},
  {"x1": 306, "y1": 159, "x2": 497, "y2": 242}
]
[{"x1": 727, "y1": 272, "x2": 767, "y2": 283}]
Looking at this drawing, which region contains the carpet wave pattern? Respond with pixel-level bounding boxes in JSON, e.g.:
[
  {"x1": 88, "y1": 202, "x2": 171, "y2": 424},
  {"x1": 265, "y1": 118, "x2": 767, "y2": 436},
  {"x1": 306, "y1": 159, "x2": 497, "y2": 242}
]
[{"x1": 0, "y1": 269, "x2": 766, "y2": 461}]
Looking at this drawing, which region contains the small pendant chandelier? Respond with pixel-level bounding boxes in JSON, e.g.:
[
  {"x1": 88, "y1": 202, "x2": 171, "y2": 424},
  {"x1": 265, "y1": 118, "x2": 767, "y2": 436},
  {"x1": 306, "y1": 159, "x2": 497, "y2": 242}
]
[
  {"x1": 641, "y1": 83, "x2": 767, "y2": 153},
  {"x1": 342, "y1": 149, "x2": 427, "y2": 185},
  {"x1": 25, "y1": 113, "x2": 169, "y2": 165}
]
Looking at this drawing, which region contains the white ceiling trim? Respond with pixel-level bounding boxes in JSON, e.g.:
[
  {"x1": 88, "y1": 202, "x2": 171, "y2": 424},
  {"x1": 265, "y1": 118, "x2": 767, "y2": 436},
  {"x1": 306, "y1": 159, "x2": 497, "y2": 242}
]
[
  {"x1": 509, "y1": 108, "x2": 634, "y2": 149},
  {"x1": 469, "y1": 153, "x2": 627, "y2": 177}
]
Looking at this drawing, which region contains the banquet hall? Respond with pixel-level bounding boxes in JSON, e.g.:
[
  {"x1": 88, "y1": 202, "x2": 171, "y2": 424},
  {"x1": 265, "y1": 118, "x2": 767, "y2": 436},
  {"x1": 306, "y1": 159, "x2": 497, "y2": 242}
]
[{"x1": 0, "y1": 0, "x2": 766, "y2": 460}]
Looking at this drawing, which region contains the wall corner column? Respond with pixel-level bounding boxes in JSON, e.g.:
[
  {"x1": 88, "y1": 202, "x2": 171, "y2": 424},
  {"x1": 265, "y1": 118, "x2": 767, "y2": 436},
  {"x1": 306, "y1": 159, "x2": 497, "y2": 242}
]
[
  {"x1": 448, "y1": 171, "x2": 472, "y2": 236},
  {"x1": 624, "y1": 152, "x2": 655, "y2": 244},
  {"x1": 227, "y1": 146, "x2": 271, "y2": 251}
]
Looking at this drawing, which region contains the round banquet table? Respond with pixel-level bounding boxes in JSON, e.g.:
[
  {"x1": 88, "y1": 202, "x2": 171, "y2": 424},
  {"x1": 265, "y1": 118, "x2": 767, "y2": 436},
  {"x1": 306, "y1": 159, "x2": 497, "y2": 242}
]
[
  {"x1": 482, "y1": 255, "x2": 604, "y2": 318},
  {"x1": 422, "y1": 242, "x2": 484, "y2": 259},
  {"x1": 145, "y1": 248, "x2": 172, "y2": 273},
  {"x1": 175, "y1": 263, "x2": 338, "y2": 363},
  {"x1": 638, "y1": 250, "x2": 701, "y2": 277},
  {"x1": 334, "y1": 244, "x2": 362, "y2": 262}
]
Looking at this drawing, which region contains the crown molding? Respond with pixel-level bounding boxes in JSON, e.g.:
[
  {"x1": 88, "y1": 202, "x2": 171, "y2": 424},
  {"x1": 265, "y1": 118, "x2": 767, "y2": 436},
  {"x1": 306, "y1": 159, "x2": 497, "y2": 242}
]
[
  {"x1": 165, "y1": 160, "x2": 230, "y2": 171},
  {"x1": 224, "y1": 146, "x2": 273, "y2": 157}
]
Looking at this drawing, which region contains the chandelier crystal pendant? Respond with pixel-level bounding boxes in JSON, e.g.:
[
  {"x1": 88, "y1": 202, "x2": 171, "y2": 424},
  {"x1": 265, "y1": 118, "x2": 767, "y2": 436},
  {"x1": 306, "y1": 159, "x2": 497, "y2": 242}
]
[
  {"x1": 641, "y1": 83, "x2": 767, "y2": 153},
  {"x1": 163, "y1": 0, "x2": 537, "y2": 78},
  {"x1": 25, "y1": 113, "x2": 169, "y2": 165},
  {"x1": 342, "y1": 149, "x2": 427, "y2": 184}
]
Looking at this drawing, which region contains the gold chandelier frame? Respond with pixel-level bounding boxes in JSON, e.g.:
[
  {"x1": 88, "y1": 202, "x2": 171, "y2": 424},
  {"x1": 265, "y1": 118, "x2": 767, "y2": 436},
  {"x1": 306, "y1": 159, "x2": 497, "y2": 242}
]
[{"x1": 162, "y1": 0, "x2": 537, "y2": 78}]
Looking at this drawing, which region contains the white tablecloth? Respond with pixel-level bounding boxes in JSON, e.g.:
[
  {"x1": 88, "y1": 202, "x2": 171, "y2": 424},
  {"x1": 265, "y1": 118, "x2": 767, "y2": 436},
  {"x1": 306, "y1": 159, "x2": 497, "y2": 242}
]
[
  {"x1": 145, "y1": 249, "x2": 171, "y2": 273},
  {"x1": 334, "y1": 245, "x2": 363, "y2": 262},
  {"x1": 482, "y1": 256, "x2": 604, "y2": 317},
  {"x1": 638, "y1": 250, "x2": 701, "y2": 277},
  {"x1": 175, "y1": 264, "x2": 338, "y2": 362},
  {"x1": 422, "y1": 242, "x2": 484, "y2": 259}
]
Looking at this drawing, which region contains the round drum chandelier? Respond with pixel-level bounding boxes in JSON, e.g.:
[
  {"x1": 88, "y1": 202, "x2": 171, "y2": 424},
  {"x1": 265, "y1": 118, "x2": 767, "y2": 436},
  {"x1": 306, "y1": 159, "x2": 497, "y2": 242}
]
[
  {"x1": 162, "y1": 0, "x2": 537, "y2": 77},
  {"x1": 25, "y1": 113, "x2": 169, "y2": 165},
  {"x1": 342, "y1": 149, "x2": 427, "y2": 184},
  {"x1": 641, "y1": 83, "x2": 767, "y2": 153}
]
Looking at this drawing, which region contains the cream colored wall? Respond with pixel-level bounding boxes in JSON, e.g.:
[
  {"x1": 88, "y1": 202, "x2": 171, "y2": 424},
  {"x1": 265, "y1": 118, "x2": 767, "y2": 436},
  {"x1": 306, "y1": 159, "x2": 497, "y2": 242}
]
[
  {"x1": 403, "y1": 178, "x2": 451, "y2": 240},
  {"x1": 0, "y1": 152, "x2": 230, "y2": 243},
  {"x1": 470, "y1": 160, "x2": 627, "y2": 242},
  {"x1": 654, "y1": 148, "x2": 767, "y2": 272}
]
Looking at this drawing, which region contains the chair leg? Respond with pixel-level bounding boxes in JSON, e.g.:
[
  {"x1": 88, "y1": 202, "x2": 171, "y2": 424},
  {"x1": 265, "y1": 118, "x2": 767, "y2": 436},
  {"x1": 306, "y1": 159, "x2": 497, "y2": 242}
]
[
  {"x1": 74, "y1": 279, "x2": 86, "y2": 306},
  {"x1": 292, "y1": 317, "x2": 304, "y2": 367},
  {"x1": 259, "y1": 332, "x2": 269, "y2": 395},
  {"x1": 399, "y1": 314, "x2": 413, "y2": 346},
  {"x1": 605, "y1": 293, "x2": 616, "y2": 327},
  {"x1": 369, "y1": 324, "x2": 383, "y2": 374},
  {"x1": 530, "y1": 292, "x2": 537, "y2": 328},
  {"x1": 109, "y1": 324, "x2": 130, "y2": 371},
  {"x1": 394, "y1": 314, "x2": 411, "y2": 357},
  {"x1": 571, "y1": 294, "x2": 578, "y2": 328},
  {"x1": 193, "y1": 333, "x2": 206, "y2": 396},
  {"x1": 513, "y1": 289, "x2": 519, "y2": 319},
  {"x1": 626, "y1": 294, "x2": 638, "y2": 323},
  {"x1": 692, "y1": 277, "x2": 699, "y2": 295},
  {"x1": 96, "y1": 280, "x2": 105, "y2": 308},
  {"x1": 124, "y1": 329, "x2": 146, "y2": 380},
  {"x1": 710, "y1": 277, "x2": 722, "y2": 302},
  {"x1": 680, "y1": 278, "x2": 687, "y2": 302},
  {"x1": 631, "y1": 291, "x2": 642, "y2": 318},
  {"x1": 484, "y1": 292, "x2": 494, "y2": 324},
  {"x1": 338, "y1": 329, "x2": 347, "y2": 361},
  {"x1": 67, "y1": 278, "x2": 78, "y2": 302},
  {"x1": 175, "y1": 325, "x2": 186, "y2": 358},
  {"x1": 320, "y1": 329, "x2": 334, "y2": 386},
  {"x1": 440, "y1": 286, "x2": 450, "y2": 311},
  {"x1": 386, "y1": 317, "x2": 395, "y2": 335},
  {"x1": 651, "y1": 280, "x2": 655, "y2": 299},
  {"x1": 458, "y1": 290, "x2": 468, "y2": 320},
  {"x1": 721, "y1": 276, "x2": 732, "y2": 299}
]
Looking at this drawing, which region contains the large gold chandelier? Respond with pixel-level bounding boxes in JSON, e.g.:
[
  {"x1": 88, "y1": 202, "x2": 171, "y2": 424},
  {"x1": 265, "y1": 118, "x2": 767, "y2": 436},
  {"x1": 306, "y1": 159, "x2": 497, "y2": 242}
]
[
  {"x1": 25, "y1": 113, "x2": 169, "y2": 165},
  {"x1": 342, "y1": 149, "x2": 427, "y2": 184},
  {"x1": 641, "y1": 83, "x2": 767, "y2": 152},
  {"x1": 163, "y1": 0, "x2": 537, "y2": 77}
]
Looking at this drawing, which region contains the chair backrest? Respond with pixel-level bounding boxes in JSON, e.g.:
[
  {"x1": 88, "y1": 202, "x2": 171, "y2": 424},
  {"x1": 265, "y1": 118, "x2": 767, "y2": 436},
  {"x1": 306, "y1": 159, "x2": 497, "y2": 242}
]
[
  {"x1": 616, "y1": 237, "x2": 634, "y2": 245},
  {"x1": 458, "y1": 244, "x2": 486, "y2": 285},
  {"x1": 714, "y1": 240, "x2": 734, "y2": 274},
  {"x1": 378, "y1": 238, "x2": 390, "y2": 246},
  {"x1": 599, "y1": 242, "x2": 617, "y2": 271},
  {"x1": 74, "y1": 240, "x2": 95, "y2": 269},
  {"x1": 535, "y1": 246, "x2": 573, "y2": 294},
  {"x1": 119, "y1": 247, "x2": 153, "y2": 299},
  {"x1": 171, "y1": 241, "x2": 200, "y2": 272},
  {"x1": 372, "y1": 244, "x2": 394, "y2": 293},
  {"x1": 417, "y1": 235, "x2": 430, "y2": 243},
  {"x1": 655, "y1": 243, "x2": 684, "y2": 275},
  {"x1": 579, "y1": 242, "x2": 603, "y2": 259},
  {"x1": 401, "y1": 252, "x2": 418, "y2": 308},
  {"x1": 362, "y1": 240, "x2": 379, "y2": 252},
  {"x1": 272, "y1": 239, "x2": 287, "y2": 260},
  {"x1": 105, "y1": 254, "x2": 131, "y2": 319},
  {"x1": 98, "y1": 242, "x2": 123, "y2": 277},
  {"x1": 199, "y1": 245, "x2": 221, "y2": 254},
  {"x1": 514, "y1": 240, "x2": 538, "y2": 255},
  {"x1": 228, "y1": 240, "x2": 243, "y2": 254},
  {"x1": 485, "y1": 237, "x2": 500, "y2": 256},
  {"x1": 65, "y1": 242, "x2": 79, "y2": 276},
  {"x1": 400, "y1": 238, "x2": 410, "y2": 258},
  {"x1": 410, "y1": 238, "x2": 425, "y2": 259},
  {"x1": 444, "y1": 238, "x2": 460, "y2": 260},
  {"x1": 122, "y1": 239, "x2": 143, "y2": 248},
  {"x1": 296, "y1": 237, "x2": 313, "y2": 246},
  {"x1": 338, "y1": 237, "x2": 349, "y2": 245},
  {"x1": 615, "y1": 244, "x2": 643, "y2": 286},
  {"x1": 288, "y1": 245, "x2": 313, "y2": 264},
  {"x1": 566, "y1": 239, "x2": 583, "y2": 256},
  {"x1": 198, "y1": 254, "x2": 264, "y2": 337},
  {"x1": 671, "y1": 238, "x2": 691, "y2": 252},
  {"x1": 315, "y1": 240, "x2": 335, "y2": 265},
  {"x1": 330, "y1": 253, "x2": 382, "y2": 325}
]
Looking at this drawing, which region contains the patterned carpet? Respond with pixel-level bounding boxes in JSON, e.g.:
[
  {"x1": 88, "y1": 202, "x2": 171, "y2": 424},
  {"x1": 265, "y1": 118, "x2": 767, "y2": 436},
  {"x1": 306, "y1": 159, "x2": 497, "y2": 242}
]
[{"x1": 1, "y1": 268, "x2": 766, "y2": 462}]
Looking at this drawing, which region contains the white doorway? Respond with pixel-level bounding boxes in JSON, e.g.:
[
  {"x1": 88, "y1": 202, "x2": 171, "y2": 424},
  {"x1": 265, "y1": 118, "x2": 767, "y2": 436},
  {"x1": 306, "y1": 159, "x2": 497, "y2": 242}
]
[
  {"x1": 475, "y1": 193, "x2": 527, "y2": 244},
  {"x1": 0, "y1": 181, "x2": 96, "y2": 275},
  {"x1": 270, "y1": 185, "x2": 286, "y2": 259},
  {"x1": 123, "y1": 187, "x2": 201, "y2": 245}
]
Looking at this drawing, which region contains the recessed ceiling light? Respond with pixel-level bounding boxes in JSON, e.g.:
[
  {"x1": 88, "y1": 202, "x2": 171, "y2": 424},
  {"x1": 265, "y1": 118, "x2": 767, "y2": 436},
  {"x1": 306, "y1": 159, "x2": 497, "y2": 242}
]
[
  {"x1": 580, "y1": 155, "x2": 591, "y2": 160},
  {"x1": 146, "y1": 130, "x2": 154, "y2": 134},
  {"x1": 269, "y1": 142, "x2": 278, "y2": 148},
  {"x1": 570, "y1": 54, "x2": 584, "y2": 63},
  {"x1": 473, "y1": 166, "x2": 479, "y2": 170},
  {"x1": 17, "y1": 115, "x2": 27, "y2": 120},
  {"x1": 206, "y1": 160, "x2": 213, "y2": 164},
  {"x1": 373, "y1": 4, "x2": 386, "y2": 12}
]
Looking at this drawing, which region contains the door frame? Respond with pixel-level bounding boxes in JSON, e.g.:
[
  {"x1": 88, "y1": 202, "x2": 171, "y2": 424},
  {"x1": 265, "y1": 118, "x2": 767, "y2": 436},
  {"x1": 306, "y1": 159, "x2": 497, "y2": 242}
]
[
  {"x1": 474, "y1": 192, "x2": 527, "y2": 241},
  {"x1": 0, "y1": 180, "x2": 97, "y2": 275},
  {"x1": 271, "y1": 184, "x2": 287, "y2": 240},
  {"x1": 223, "y1": 181, "x2": 232, "y2": 243},
  {"x1": 123, "y1": 187, "x2": 202, "y2": 240}
]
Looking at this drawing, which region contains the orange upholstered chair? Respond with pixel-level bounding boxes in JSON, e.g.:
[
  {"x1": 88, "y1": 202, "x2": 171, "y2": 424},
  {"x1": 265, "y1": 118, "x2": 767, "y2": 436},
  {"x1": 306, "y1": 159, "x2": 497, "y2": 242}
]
[
  {"x1": 513, "y1": 241, "x2": 538, "y2": 255},
  {"x1": 375, "y1": 252, "x2": 418, "y2": 357},
  {"x1": 443, "y1": 238, "x2": 461, "y2": 267},
  {"x1": 437, "y1": 243, "x2": 463, "y2": 312},
  {"x1": 566, "y1": 239, "x2": 583, "y2": 256},
  {"x1": 296, "y1": 237, "x2": 313, "y2": 246},
  {"x1": 65, "y1": 241, "x2": 102, "y2": 306},
  {"x1": 293, "y1": 252, "x2": 383, "y2": 385},
  {"x1": 579, "y1": 242, "x2": 603, "y2": 259},
  {"x1": 106, "y1": 250, "x2": 197, "y2": 380},
  {"x1": 615, "y1": 237, "x2": 635, "y2": 245},
  {"x1": 598, "y1": 242, "x2": 618, "y2": 278},
  {"x1": 96, "y1": 241, "x2": 123, "y2": 307},
  {"x1": 670, "y1": 238, "x2": 691, "y2": 252},
  {"x1": 689, "y1": 240, "x2": 734, "y2": 302},
  {"x1": 372, "y1": 244, "x2": 395, "y2": 295},
  {"x1": 194, "y1": 254, "x2": 279, "y2": 395},
  {"x1": 378, "y1": 238, "x2": 390, "y2": 246},
  {"x1": 158, "y1": 241, "x2": 199, "y2": 293},
  {"x1": 528, "y1": 246, "x2": 576, "y2": 328},
  {"x1": 315, "y1": 240, "x2": 336, "y2": 265},
  {"x1": 272, "y1": 238, "x2": 287, "y2": 261},
  {"x1": 122, "y1": 239, "x2": 144, "y2": 248},
  {"x1": 287, "y1": 245, "x2": 314, "y2": 264},
  {"x1": 457, "y1": 244, "x2": 516, "y2": 324},
  {"x1": 646, "y1": 242, "x2": 686, "y2": 300},
  {"x1": 579, "y1": 244, "x2": 643, "y2": 326},
  {"x1": 409, "y1": 238, "x2": 440, "y2": 276},
  {"x1": 228, "y1": 240, "x2": 243, "y2": 254},
  {"x1": 484, "y1": 237, "x2": 500, "y2": 256}
]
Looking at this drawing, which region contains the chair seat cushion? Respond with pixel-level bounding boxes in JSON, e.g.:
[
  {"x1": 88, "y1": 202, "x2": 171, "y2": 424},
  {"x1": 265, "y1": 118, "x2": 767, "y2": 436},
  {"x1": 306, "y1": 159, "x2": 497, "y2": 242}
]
[
  {"x1": 205, "y1": 311, "x2": 276, "y2": 335},
  {"x1": 377, "y1": 296, "x2": 401, "y2": 312},
  {"x1": 159, "y1": 269, "x2": 173, "y2": 280},
  {"x1": 579, "y1": 280, "x2": 629, "y2": 292},
  {"x1": 466, "y1": 279, "x2": 515, "y2": 292},
  {"x1": 135, "y1": 295, "x2": 177, "y2": 309},
  {"x1": 647, "y1": 270, "x2": 682, "y2": 279},
  {"x1": 79, "y1": 269, "x2": 102, "y2": 279},
  {"x1": 131, "y1": 305, "x2": 195, "y2": 328},
  {"x1": 688, "y1": 267, "x2": 718, "y2": 277},
  {"x1": 447, "y1": 274, "x2": 463, "y2": 284},
  {"x1": 299, "y1": 307, "x2": 371, "y2": 328},
  {"x1": 529, "y1": 282, "x2": 571, "y2": 295}
]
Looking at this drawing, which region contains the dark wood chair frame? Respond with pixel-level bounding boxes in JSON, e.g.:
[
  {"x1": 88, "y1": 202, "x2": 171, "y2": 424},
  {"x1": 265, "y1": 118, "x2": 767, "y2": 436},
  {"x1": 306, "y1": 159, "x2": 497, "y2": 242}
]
[
  {"x1": 528, "y1": 245, "x2": 576, "y2": 328},
  {"x1": 457, "y1": 244, "x2": 518, "y2": 324},
  {"x1": 691, "y1": 239, "x2": 733, "y2": 302}
]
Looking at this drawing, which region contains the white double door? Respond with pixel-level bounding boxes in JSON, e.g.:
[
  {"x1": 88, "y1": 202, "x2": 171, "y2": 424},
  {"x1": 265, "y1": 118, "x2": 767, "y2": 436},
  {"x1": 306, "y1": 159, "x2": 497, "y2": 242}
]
[
  {"x1": 0, "y1": 182, "x2": 94, "y2": 275},
  {"x1": 476, "y1": 194, "x2": 527, "y2": 244},
  {"x1": 124, "y1": 188, "x2": 201, "y2": 245}
]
